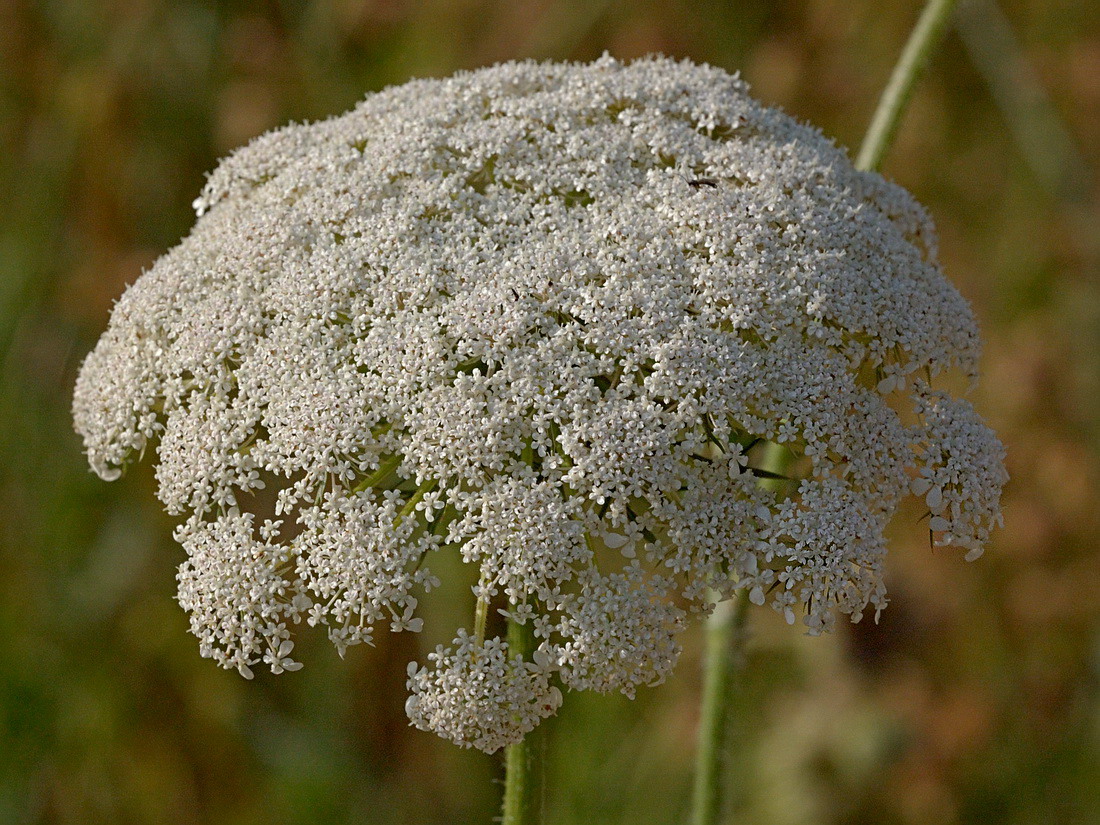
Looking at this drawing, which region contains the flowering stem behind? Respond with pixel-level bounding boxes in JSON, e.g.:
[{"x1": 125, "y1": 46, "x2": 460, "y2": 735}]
[
  {"x1": 501, "y1": 617, "x2": 542, "y2": 825},
  {"x1": 856, "y1": 0, "x2": 961, "y2": 172},
  {"x1": 690, "y1": 591, "x2": 750, "y2": 825}
]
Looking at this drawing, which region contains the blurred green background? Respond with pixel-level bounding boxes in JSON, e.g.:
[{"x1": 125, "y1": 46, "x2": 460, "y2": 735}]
[{"x1": 2, "y1": 0, "x2": 1098, "y2": 822}]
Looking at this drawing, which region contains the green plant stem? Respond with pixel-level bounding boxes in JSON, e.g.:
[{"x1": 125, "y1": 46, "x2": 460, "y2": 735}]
[
  {"x1": 691, "y1": 590, "x2": 750, "y2": 825},
  {"x1": 501, "y1": 617, "x2": 542, "y2": 825},
  {"x1": 856, "y1": 0, "x2": 961, "y2": 172},
  {"x1": 473, "y1": 579, "x2": 490, "y2": 647}
]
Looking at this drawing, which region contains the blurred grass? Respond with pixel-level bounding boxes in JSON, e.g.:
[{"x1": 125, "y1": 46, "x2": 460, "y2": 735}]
[{"x1": 2, "y1": 0, "x2": 1099, "y2": 823}]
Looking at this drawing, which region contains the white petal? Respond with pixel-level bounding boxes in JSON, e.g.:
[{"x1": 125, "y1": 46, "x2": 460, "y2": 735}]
[{"x1": 926, "y1": 485, "x2": 944, "y2": 512}]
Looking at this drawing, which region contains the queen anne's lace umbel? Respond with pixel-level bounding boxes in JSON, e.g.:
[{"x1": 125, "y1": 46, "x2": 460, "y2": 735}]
[{"x1": 73, "y1": 55, "x2": 1007, "y2": 752}]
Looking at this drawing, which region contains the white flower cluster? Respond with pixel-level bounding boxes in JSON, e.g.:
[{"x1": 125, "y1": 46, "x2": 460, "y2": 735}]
[
  {"x1": 405, "y1": 630, "x2": 561, "y2": 752},
  {"x1": 73, "y1": 55, "x2": 1006, "y2": 752},
  {"x1": 910, "y1": 387, "x2": 1008, "y2": 560}
]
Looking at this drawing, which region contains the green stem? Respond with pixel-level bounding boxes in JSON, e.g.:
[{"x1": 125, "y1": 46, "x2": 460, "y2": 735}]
[
  {"x1": 352, "y1": 453, "x2": 401, "y2": 493},
  {"x1": 398, "y1": 477, "x2": 437, "y2": 521},
  {"x1": 691, "y1": 591, "x2": 750, "y2": 825},
  {"x1": 501, "y1": 617, "x2": 542, "y2": 825},
  {"x1": 856, "y1": 0, "x2": 961, "y2": 172},
  {"x1": 473, "y1": 574, "x2": 491, "y2": 647}
]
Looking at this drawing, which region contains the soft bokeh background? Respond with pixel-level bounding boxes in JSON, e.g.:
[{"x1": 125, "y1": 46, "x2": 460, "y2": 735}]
[{"x1": 2, "y1": 0, "x2": 1098, "y2": 822}]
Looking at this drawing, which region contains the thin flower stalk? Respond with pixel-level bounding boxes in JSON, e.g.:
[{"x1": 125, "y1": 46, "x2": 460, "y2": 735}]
[
  {"x1": 691, "y1": 591, "x2": 749, "y2": 825},
  {"x1": 502, "y1": 616, "x2": 543, "y2": 825},
  {"x1": 857, "y1": 0, "x2": 961, "y2": 172}
]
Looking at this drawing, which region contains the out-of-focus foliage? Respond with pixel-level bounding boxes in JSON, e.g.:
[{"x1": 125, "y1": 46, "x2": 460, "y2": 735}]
[{"x1": 1, "y1": 0, "x2": 1097, "y2": 822}]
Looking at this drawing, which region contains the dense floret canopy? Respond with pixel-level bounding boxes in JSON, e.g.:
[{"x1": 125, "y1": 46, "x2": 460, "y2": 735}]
[{"x1": 73, "y1": 55, "x2": 1006, "y2": 752}]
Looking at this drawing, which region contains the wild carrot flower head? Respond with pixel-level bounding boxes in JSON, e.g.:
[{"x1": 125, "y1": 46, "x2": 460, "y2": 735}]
[{"x1": 73, "y1": 55, "x2": 1006, "y2": 751}]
